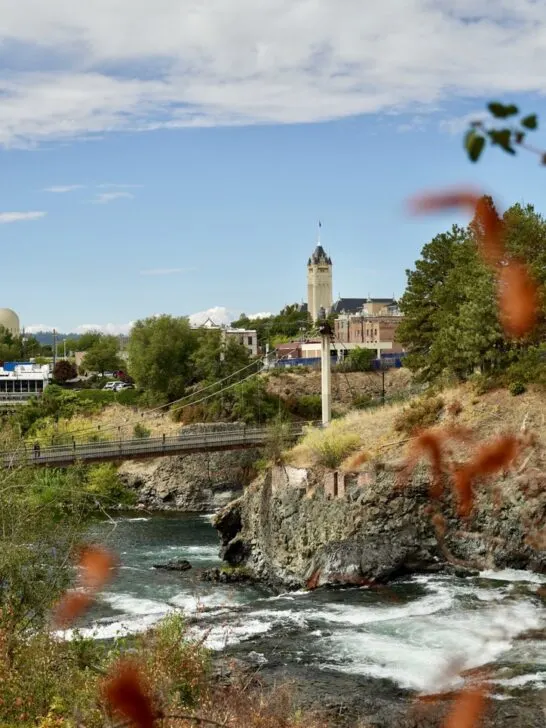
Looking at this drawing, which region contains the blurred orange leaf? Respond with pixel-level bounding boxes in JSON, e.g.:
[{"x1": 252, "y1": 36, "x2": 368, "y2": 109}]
[
  {"x1": 103, "y1": 660, "x2": 155, "y2": 728},
  {"x1": 443, "y1": 685, "x2": 487, "y2": 728},
  {"x1": 79, "y1": 545, "x2": 117, "y2": 590},
  {"x1": 52, "y1": 591, "x2": 93, "y2": 628},
  {"x1": 498, "y1": 261, "x2": 539, "y2": 338},
  {"x1": 409, "y1": 188, "x2": 481, "y2": 214}
]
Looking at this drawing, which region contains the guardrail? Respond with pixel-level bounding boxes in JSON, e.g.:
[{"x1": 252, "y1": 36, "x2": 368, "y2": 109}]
[
  {"x1": 0, "y1": 423, "x2": 312, "y2": 469},
  {"x1": 0, "y1": 392, "x2": 39, "y2": 403}
]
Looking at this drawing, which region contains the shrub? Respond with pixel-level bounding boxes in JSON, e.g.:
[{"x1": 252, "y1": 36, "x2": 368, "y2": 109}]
[
  {"x1": 285, "y1": 394, "x2": 322, "y2": 420},
  {"x1": 304, "y1": 428, "x2": 360, "y2": 469},
  {"x1": 116, "y1": 388, "x2": 142, "y2": 406},
  {"x1": 352, "y1": 393, "x2": 373, "y2": 409},
  {"x1": 393, "y1": 395, "x2": 444, "y2": 435},
  {"x1": 509, "y1": 380, "x2": 526, "y2": 396},
  {"x1": 133, "y1": 422, "x2": 151, "y2": 439},
  {"x1": 85, "y1": 463, "x2": 136, "y2": 507},
  {"x1": 53, "y1": 359, "x2": 78, "y2": 383}
]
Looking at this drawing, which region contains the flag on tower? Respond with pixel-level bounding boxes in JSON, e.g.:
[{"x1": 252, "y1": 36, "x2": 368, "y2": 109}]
[{"x1": 319, "y1": 220, "x2": 322, "y2": 228}]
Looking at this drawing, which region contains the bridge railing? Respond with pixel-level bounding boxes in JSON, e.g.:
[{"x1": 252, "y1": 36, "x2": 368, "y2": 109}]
[{"x1": 0, "y1": 422, "x2": 314, "y2": 468}]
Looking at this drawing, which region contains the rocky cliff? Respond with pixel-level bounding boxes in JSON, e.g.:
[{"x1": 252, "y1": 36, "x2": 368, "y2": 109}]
[
  {"x1": 119, "y1": 423, "x2": 262, "y2": 511},
  {"x1": 214, "y1": 461, "x2": 546, "y2": 588}
]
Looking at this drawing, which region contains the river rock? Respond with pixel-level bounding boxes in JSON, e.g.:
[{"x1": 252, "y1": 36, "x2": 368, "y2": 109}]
[
  {"x1": 152, "y1": 559, "x2": 192, "y2": 571},
  {"x1": 118, "y1": 423, "x2": 263, "y2": 511},
  {"x1": 214, "y1": 462, "x2": 546, "y2": 588}
]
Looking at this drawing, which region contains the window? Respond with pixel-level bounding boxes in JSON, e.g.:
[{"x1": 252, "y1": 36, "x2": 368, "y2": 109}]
[{"x1": 247, "y1": 336, "x2": 253, "y2": 346}]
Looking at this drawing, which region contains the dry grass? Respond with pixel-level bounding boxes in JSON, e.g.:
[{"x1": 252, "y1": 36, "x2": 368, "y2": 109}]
[
  {"x1": 288, "y1": 382, "x2": 546, "y2": 470},
  {"x1": 35, "y1": 404, "x2": 183, "y2": 445},
  {"x1": 266, "y1": 367, "x2": 414, "y2": 411}
]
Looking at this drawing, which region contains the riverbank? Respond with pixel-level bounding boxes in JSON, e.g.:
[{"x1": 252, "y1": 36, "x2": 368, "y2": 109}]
[{"x1": 67, "y1": 512, "x2": 546, "y2": 728}]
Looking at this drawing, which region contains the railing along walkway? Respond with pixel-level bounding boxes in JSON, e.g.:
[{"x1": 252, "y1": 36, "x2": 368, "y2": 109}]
[{"x1": 0, "y1": 424, "x2": 307, "y2": 468}]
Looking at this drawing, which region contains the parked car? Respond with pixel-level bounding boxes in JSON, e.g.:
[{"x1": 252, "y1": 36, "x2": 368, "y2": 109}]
[
  {"x1": 114, "y1": 382, "x2": 134, "y2": 391},
  {"x1": 103, "y1": 382, "x2": 118, "y2": 390}
]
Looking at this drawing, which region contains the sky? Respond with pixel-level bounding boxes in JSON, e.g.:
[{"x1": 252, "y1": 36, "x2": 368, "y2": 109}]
[{"x1": 2, "y1": 1, "x2": 546, "y2": 334}]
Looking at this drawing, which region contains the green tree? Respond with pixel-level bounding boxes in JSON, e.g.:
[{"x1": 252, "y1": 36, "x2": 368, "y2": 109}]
[
  {"x1": 397, "y1": 225, "x2": 468, "y2": 376},
  {"x1": 127, "y1": 315, "x2": 197, "y2": 401},
  {"x1": 82, "y1": 335, "x2": 121, "y2": 376},
  {"x1": 341, "y1": 347, "x2": 376, "y2": 372},
  {"x1": 191, "y1": 329, "x2": 251, "y2": 382},
  {"x1": 399, "y1": 200, "x2": 546, "y2": 381},
  {"x1": 53, "y1": 359, "x2": 78, "y2": 383},
  {"x1": 76, "y1": 331, "x2": 102, "y2": 351},
  {"x1": 231, "y1": 304, "x2": 311, "y2": 348}
]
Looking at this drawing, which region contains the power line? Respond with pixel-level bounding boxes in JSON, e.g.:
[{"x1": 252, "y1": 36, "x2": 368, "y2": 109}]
[{"x1": 56, "y1": 343, "x2": 302, "y2": 441}]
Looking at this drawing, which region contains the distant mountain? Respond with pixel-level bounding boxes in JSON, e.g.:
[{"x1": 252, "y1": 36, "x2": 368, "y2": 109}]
[{"x1": 29, "y1": 331, "x2": 79, "y2": 345}]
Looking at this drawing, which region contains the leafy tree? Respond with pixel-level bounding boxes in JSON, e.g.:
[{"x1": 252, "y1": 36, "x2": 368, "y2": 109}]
[
  {"x1": 53, "y1": 359, "x2": 78, "y2": 383},
  {"x1": 127, "y1": 315, "x2": 197, "y2": 401},
  {"x1": 339, "y1": 347, "x2": 376, "y2": 372},
  {"x1": 191, "y1": 329, "x2": 251, "y2": 382},
  {"x1": 231, "y1": 304, "x2": 311, "y2": 347},
  {"x1": 76, "y1": 331, "x2": 102, "y2": 351},
  {"x1": 82, "y1": 335, "x2": 122, "y2": 376},
  {"x1": 397, "y1": 225, "x2": 468, "y2": 376},
  {"x1": 399, "y1": 199, "x2": 546, "y2": 381}
]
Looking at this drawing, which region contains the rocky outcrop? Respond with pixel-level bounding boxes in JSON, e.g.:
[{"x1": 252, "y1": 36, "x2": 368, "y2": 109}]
[
  {"x1": 214, "y1": 461, "x2": 546, "y2": 588},
  {"x1": 118, "y1": 423, "x2": 262, "y2": 511},
  {"x1": 152, "y1": 559, "x2": 192, "y2": 571}
]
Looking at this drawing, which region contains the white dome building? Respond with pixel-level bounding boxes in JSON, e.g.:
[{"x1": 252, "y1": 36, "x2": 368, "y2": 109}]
[{"x1": 0, "y1": 308, "x2": 20, "y2": 336}]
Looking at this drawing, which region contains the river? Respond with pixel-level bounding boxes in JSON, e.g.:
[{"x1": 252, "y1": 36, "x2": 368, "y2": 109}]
[{"x1": 64, "y1": 512, "x2": 546, "y2": 701}]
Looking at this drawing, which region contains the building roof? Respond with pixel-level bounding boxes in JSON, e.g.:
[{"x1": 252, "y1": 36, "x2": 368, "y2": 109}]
[
  {"x1": 308, "y1": 244, "x2": 332, "y2": 266},
  {"x1": 331, "y1": 297, "x2": 397, "y2": 314}
]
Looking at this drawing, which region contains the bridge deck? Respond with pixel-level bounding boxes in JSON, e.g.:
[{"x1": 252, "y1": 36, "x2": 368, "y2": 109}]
[{"x1": 0, "y1": 425, "x2": 306, "y2": 468}]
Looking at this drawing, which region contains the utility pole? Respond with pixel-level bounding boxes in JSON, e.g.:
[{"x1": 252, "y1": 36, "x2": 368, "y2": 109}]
[
  {"x1": 318, "y1": 315, "x2": 332, "y2": 426},
  {"x1": 52, "y1": 329, "x2": 57, "y2": 370}
]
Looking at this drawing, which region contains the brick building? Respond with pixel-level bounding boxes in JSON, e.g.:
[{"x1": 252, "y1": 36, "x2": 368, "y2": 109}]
[{"x1": 334, "y1": 299, "x2": 404, "y2": 354}]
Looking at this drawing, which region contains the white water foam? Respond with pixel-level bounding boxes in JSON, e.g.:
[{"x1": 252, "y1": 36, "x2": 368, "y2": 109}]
[
  {"x1": 319, "y1": 588, "x2": 454, "y2": 627},
  {"x1": 479, "y1": 569, "x2": 546, "y2": 584},
  {"x1": 191, "y1": 618, "x2": 273, "y2": 651},
  {"x1": 321, "y1": 595, "x2": 544, "y2": 693}
]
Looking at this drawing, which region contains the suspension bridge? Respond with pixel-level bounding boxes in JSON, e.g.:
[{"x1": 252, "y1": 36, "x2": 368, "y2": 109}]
[{"x1": 0, "y1": 423, "x2": 309, "y2": 469}]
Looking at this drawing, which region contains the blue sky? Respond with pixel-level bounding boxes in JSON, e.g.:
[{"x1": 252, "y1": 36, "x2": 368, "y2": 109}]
[{"x1": 2, "y1": 1, "x2": 546, "y2": 333}]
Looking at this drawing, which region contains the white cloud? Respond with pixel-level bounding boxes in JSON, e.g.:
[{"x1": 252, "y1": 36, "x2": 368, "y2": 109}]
[
  {"x1": 439, "y1": 110, "x2": 491, "y2": 135},
  {"x1": 140, "y1": 267, "x2": 196, "y2": 276},
  {"x1": 97, "y1": 183, "x2": 143, "y2": 189},
  {"x1": 246, "y1": 311, "x2": 273, "y2": 319},
  {"x1": 44, "y1": 184, "x2": 84, "y2": 193},
  {"x1": 25, "y1": 324, "x2": 56, "y2": 333},
  {"x1": 74, "y1": 322, "x2": 134, "y2": 335},
  {"x1": 0, "y1": 2, "x2": 546, "y2": 146},
  {"x1": 188, "y1": 306, "x2": 236, "y2": 327},
  {"x1": 91, "y1": 191, "x2": 134, "y2": 204},
  {"x1": 0, "y1": 211, "x2": 46, "y2": 223}
]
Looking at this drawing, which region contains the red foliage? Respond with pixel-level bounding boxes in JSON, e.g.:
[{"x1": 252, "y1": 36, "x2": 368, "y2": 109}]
[
  {"x1": 413, "y1": 430, "x2": 445, "y2": 499},
  {"x1": 78, "y1": 545, "x2": 117, "y2": 590},
  {"x1": 473, "y1": 196, "x2": 505, "y2": 266},
  {"x1": 452, "y1": 435, "x2": 520, "y2": 517},
  {"x1": 52, "y1": 591, "x2": 93, "y2": 628},
  {"x1": 103, "y1": 660, "x2": 156, "y2": 728},
  {"x1": 306, "y1": 569, "x2": 321, "y2": 590},
  {"x1": 408, "y1": 188, "x2": 481, "y2": 214},
  {"x1": 443, "y1": 685, "x2": 487, "y2": 728},
  {"x1": 498, "y1": 261, "x2": 539, "y2": 338}
]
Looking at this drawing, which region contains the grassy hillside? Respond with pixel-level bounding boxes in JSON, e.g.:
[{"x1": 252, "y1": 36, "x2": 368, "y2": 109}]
[{"x1": 288, "y1": 381, "x2": 546, "y2": 471}]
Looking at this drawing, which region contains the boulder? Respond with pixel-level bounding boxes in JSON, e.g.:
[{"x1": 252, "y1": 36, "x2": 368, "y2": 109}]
[{"x1": 152, "y1": 559, "x2": 192, "y2": 572}]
